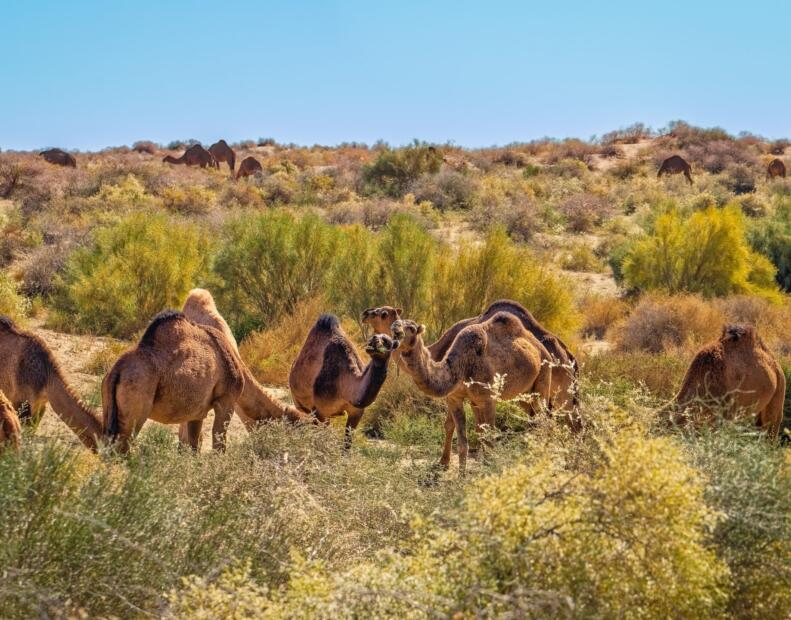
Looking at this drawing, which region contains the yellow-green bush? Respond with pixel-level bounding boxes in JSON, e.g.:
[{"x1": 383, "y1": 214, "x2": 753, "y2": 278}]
[
  {"x1": 161, "y1": 184, "x2": 217, "y2": 215},
  {"x1": 0, "y1": 271, "x2": 30, "y2": 321},
  {"x1": 623, "y1": 206, "x2": 780, "y2": 300},
  {"x1": 259, "y1": 426, "x2": 729, "y2": 618},
  {"x1": 52, "y1": 212, "x2": 211, "y2": 336}
]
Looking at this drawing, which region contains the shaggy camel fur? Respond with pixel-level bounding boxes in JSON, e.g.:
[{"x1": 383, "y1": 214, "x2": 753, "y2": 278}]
[
  {"x1": 0, "y1": 316, "x2": 102, "y2": 450},
  {"x1": 767, "y1": 158, "x2": 786, "y2": 179},
  {"x1": 181, "y1": 289, "x2": 312, "y2": 442},
  {"x1": 209, "y1": 139, "x2": 236, "y2": 174},
  {"x1": 0, "y1": 390, "x2": 21, "y2": 451},
  {"x1": 162, "y1": 144, "x2": 216, "y2": 168},
  {"x1": 40, "y1": 148, "x2": 76, "y2": 168},
  {"x1": 669, "y1": 324, "x2": 785, "y2": 437},
  {"x1": 392, "y1": 313, "x2": 552, "y2": 474},
  {"x1": 657, "y1": 155, "x2": 693, "y2": 184},
  {"x1": 236, "y1": 156, "x2": 263, "y2": 180},
  {"x1": 289, "y1": 314, "x2": 400, "y2": 449}
]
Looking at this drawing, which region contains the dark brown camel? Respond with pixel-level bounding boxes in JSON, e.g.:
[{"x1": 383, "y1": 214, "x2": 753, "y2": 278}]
[
  {"x1": 236, "y1": 156, "x2": 263, "y2": 180},
  {"x1": 162, "y1": 144, "x2": 216, "y2": 168},
  {"x1": 658, "y1": 155, "x2": 693, "y2": 184},
  {"x1": 39, "y1": 148, "x2": 76, "y2": 168},
  {"x1": 767, "y1": 158, "x2": 786, "y2": 180},
  {"x1": 209, "y1": 140, "x2": 236, "y2": 174}
]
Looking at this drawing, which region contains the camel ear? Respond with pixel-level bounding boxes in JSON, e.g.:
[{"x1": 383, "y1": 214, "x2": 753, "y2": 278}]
[
  {"x1": 418, "y1": 324, "x2": 425, "y2": 334},
  {"x1": 361, "y1": 308, "x2": 374, "y2": 318},
  {"x1": 395, "y1": 308, "x2": 403, "y2": 316}
]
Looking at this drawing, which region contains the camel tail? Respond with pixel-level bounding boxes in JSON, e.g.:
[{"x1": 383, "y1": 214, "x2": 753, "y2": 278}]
[{"x1": 105, "y1": 369, "x2": 122, "y2": 439}]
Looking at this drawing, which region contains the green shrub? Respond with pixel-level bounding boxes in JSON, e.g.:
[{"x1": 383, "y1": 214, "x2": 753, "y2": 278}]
[
  {"x1": 623, "y1": 206, "x2": 780, "y2": 300},
  {"x1": 52, "y1": 213, "x2": 211, "y2": 337},
  {"x1": 410, "y1": 169, "x2": 478, "y2": 211},
  {"x1": 748, "y1": 199, "x2": 791, "y2": 292},
  {"x1": 214, "y1": 210, "x2": 339, "y2": 337},
  {"x1": 362, "y1": 144, "x2": 443, "y2": 197},
  {"x1": 0, "y1": 271, "x2": 30, "y2": 321}
]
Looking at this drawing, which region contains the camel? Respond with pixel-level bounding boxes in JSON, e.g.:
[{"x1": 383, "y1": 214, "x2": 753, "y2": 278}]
[
  {"x1": 767, "y1": 158, "x2": 786, "y2": 179},
  {"x1": 0, "y1": 390, "x2": 21, "y2": 451},
  {"x1": 236, "y1": 156, "x2": 263, "y2": 180},
  {"x1": 209, "y1": 140, "x2": 236, "y2": 174},
  {"x1": 39, "y1": 148, "x2": 76, "y2": 168},
  {"x1": 668, "y1": 324, "x2": 785, "y2": 438},
  {"x1": 162, "y1": 144, "x2": 216, "y2": 168},
  {"x1": 289, "y1": 314, "x2": 400, "y2": 449},
  {"x1": 363, "y1": 300, "x2": 579, "y2": 433},
  {"x1": 657, "y1": 154, "x2": 693, "y2": 184},
  {"x1": 181, "y1": 288, "x2": 312, "y2": 444},
  {"x1": 0, "y1": 316, "x2": 102, "y2": 450},
  {"x1": 391, "y1": 313, "x2": 553, "y2": 474}
]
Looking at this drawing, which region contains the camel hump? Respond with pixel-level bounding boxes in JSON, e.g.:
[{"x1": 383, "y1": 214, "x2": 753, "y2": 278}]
[
  {"x1": 314, "y1": 314, "x2": 341, "y2": 333},
  {"x1": 139, "y1": 310, "x2": 186, "y2": 347},
  {"x1": 183, "y1": 288, "x2": 218, "y2": 312}
]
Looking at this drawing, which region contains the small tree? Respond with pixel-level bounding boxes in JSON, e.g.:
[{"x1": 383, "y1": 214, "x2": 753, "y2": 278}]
[
  {"x1": 623, "y1": 206, "x2": 779, "y2": 300},
  {"x1": 362, "y1": 143, "x2": 443, "y2": 197}
]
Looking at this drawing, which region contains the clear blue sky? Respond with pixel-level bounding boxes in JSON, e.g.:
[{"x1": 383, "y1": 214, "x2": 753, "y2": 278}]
[{"x1": 2, "y1": 0, "x2": 789, "y2": 151}]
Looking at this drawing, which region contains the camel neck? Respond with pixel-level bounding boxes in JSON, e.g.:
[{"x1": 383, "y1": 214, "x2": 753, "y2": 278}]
[
  {"x1": 399, "y1": 340, "x2": 458, "y2": 398},
  {"x1": 351, "y1": 356, "x2": 390, "y2": 409}
]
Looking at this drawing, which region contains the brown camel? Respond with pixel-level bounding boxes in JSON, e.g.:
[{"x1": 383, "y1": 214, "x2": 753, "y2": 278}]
[
  {"x1": 181, "y1": 289, "x2": 312, "y2": 445},
  {"x1": 363, "y1": 300, "x2": 579, "y2": 450},
  {"x1": 162, "y1": 144, "x2": 216, "y2": 168},
  {"x1": 0, "y1": 316, "x2": 102, "y2": 450},
  {"x1": 209, "y1": 139, "x2": 236, "y2": 174},
  {"x1": 657, "y1": 154, "x2": 693, "y2": 184},
  {"x1": 289, "y1": 314, "x2": 400, "y2": 449},
  {"x1": 668, "y1": 324, "x2": 785, "y2": 437},
  {"x1": 0, "y1": 390, "x2": 21, "y2": 451},
  {"x1": 767, "y1": 158, "x2": 786, "y2": 179},
  {"x1": 103, "y1": 311, "x2": 246, "y2": 452},
  {"x1": 236, "y1": 156, "x2": 263, "y2": 180},
  {"x1": 392, "y1": 313, "x2": 553, "y2": 474},
  {"x1": 39, "y1": 148, "x2": 76, "y2": 168}
]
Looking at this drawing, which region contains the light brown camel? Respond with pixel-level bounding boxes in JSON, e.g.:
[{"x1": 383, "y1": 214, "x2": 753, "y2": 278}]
[
  {"x1": 209, "y1": 140, "x2": 236, "y2": 174},
  {"x1": 289, "y1": 314, "x2": 400, "y2": 449},
  {"x1": 0, "y1": 390, "x2": 21, "y2": 451},
  {"x1": 364, "y1": 300, "x2": 579, "y2": 457},
  {"x1": 392, "y1": 313, "x2": 553, "y2": 474},
  {"x1": 162, "y1": 144, "x2": 216, "y2": 168},
  {"x1": 0, "y1": 316, "x2": 102, "y2": 450},
  {"x1": 181, "y1": 288, "x2": 312, "y2": 444},
  {"x1": 236, "y1": 156, "x2": 263, "y2": 180},
  {"x1": 657, "y1": 154, "x2": 693, "y2": 184},
  {"x1": 668, "y1": 324, "x2": 785, "y2": 437},
  {"x1": 767, "y1": 158, "x2": 786, "y2": 179},
  {"x1": 103, "y1": 310, "x2": 244, "y2": 452},
  {"x1": 39, "y1": 148, "x2": 76, "y2": 168}
]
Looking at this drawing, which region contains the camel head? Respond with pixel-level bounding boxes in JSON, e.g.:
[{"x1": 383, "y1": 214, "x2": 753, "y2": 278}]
[
  {"x1": 364, "y1": 333, "x2": 400, "y2": 360},
  {"x1": 361, "y1": 306, "x2": 402, "y2": 335},
  {"x1": 720, "y1": 324, "x2": 756, "y2": 347},
  {"x1": 390, "y1": 320, "x2": 425, "y2": 353}
]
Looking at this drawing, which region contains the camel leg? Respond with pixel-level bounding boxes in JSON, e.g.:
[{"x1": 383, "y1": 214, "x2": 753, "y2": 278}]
[
  {"x1": 211, "y1": 398, "x2": 235, "y2": 452},
  {"x1": 111, "y1": 381, "x2": 154, "y2": 454},
  {"x1": 439, "y1": 406, "x2": 455, "y2": 469},
  {"x1": 179, "y1": 420, "x2": 204, "y2": 452},
  {"x1": 685, "y1": 170, "x2": 693, "y2": 185},
  {"x1": 476, "y1": 400, "x2": 497, "y2": 461},
  {"x1": 448, "y1": 397, "x2": 468, "y2": 477},
  {"x1": 758, "y1": 384, "x2": 785, "y2": 440},
  {"x1": 344, "y1": 408, "x2": 364, "y2": 451}
]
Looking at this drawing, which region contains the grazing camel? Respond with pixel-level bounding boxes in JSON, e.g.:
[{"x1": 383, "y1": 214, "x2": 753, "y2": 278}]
[
  {"x1": 209, "y1": 139, "x2": 236, "y2": 174},
  {"x1": 668, "y1": 324, "x2": 785, "y2": 437},
  {"x1": 162, "y1": 144, "x2": 216, "y2": 168},
  {"x1": 39, "y1": 148, "x2": 76, "y2": 168},
  {"x1": 181, "y1": 288, "x2": 312, "y2": 444},
  {"x1": 0, "y1": 390, "x2": 21, "y2": 451},
  {"x1": 103, "y1": 311, "x2": 244, "y2": 452},
  {"x1": 0, "y1": 316, "x2": 102, "y2": 450},
  {"x1": 767, "y1": 158, "x2": 786, "y2": 179},
  {"x1": 289, "y1": 314, "x2": 400, "y2": 449},
  {"x1": 657, "y1": 155, "x2": 693, "y2": 184},
  {"x1": 236, "y1": 156, "x2": 263, "y2": 180},
  {"x1": 392, "y1": 313, "x2": 552, "y2": 474}
]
